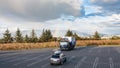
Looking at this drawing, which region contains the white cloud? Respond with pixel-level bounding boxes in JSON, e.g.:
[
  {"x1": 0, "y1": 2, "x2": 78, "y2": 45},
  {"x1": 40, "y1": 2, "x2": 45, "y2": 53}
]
[
  {"x1": 1, "y1": 13, "x2": 120, "y2": 36},
  {"x1": 0, "y1": 0, "x2": 120, "y2": 36},
  {"x1": 91, "y1": 0, "x2": 118, "y2": 3},
  {"x1": 0, "y1": 0, "x2": 84, "y2": 22}
]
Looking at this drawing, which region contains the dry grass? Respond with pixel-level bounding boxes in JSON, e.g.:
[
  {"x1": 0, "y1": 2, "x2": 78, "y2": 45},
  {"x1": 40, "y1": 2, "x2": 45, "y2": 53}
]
[
  {"x1": 0, "y1": 42, "x2": 59, "y2": 50},
  {"x1": 76, "y1": 40, "x2": 120, "y2": 46},
  {"x1": 0, "y1": 40, "x2": 120, "y2": 50}
]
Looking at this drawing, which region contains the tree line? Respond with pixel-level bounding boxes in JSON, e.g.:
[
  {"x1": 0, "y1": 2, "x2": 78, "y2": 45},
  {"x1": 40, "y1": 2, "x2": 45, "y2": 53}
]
[
  {"x1": 1, "y1": 28, "x2": 117, "y2": 44},
  {"x1": 65, "y1": 30, "x2": 120, "y2": 40},
  {"x1": 0, "y1": 28, "x2": 54, "y2": 43},
  {"x1": 65, "y1": 30, "x2": 101, "y2": 40}
]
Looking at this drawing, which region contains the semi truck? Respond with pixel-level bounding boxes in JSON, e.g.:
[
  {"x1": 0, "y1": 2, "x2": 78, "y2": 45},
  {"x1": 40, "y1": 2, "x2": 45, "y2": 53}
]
[{"x1": 59, "y1": 37, "x2": 76, "y2": 50}]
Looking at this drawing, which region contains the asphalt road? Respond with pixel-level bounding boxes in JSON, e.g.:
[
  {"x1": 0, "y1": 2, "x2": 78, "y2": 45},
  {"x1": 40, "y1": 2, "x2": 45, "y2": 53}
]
[{"x1": 0, "y1": 46, "x2": 120, "y2": 68}]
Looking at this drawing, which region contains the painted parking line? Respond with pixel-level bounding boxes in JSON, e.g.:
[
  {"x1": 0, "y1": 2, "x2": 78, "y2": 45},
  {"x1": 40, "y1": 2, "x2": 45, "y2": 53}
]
[
  {"x1": 57, "y1": 66, "x2": 62, "y2": 68},
  {"x1": 41, "y1": 63, "x2": 50, "y2": 68},
  {"x1": 67, "y1": 56, "x2": 76, "y2": 62},
  {"x1": 2, "y1": 54, "x2": 35, "y2": 64},
  {"x1": 0, "y1": 52, "x2": 28, "y2": 58},
  {"x1": 27, "y1": 55, "x2": 51, "y2": 67},
  {"x1": 109, "y1": 57, "x2": 114, "y2": 68},
  {"x1": 108, "y1": 48, "x2": 110, "y2": 55},
  {"x1": 98, "y1": 49, "x2": 101, "y2": 53},
  {"x1": 0, "y1": 53, "x2": 19, "y2": 57},
  {"x1": 0, "y1": 52, "x2": 24, "y2": 58},
  {"x1": 92, "y1": 57, "x2": 99, "y2": 68},
  {"x1": 75, "y1": 56, "x2": 87, "y2": 68},
  {"x1": 14, "y1": 54, "x2": 48, "y2": 66},
  {"x1": 0, "y1": 54, "x2": 24, "y2": 62},
  {"x1": 89, "y1": 48, "x2": 94, "y2": 53}
]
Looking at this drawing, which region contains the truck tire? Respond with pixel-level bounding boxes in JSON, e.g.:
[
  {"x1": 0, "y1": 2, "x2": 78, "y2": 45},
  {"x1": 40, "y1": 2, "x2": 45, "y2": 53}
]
[
  {"x1": 50, "y1": 63, "x2": 53, "y2": 65},
  {"x1": 64, "y1": 58, "x2": 67, "y2": 62},
  {"x1": 60, "y1": 61, "x2": 63, "y2": 65}
]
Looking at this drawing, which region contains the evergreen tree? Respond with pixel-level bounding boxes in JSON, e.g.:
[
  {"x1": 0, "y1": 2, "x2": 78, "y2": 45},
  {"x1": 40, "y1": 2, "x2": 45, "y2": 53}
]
[
  {"x1": 65, "y1": 30, "x2": 73, "y2": 36},
  {"x1": 30, "y1": 29, "x2": 38, "y2": 43},
  {"x1": 47, "y1": 30, "x2": 52, "y2": 40},
  {"x1": 39, "y1": 29, "x2": 45, "y2": 42},
  {"x1": 15, "y1": 28, "x2": 23, "y2": 43},
  {"x1": 3, "y1": 29, "x2": 13, "y2": 43},
  {"x1": 24, "y1": 34, "x2": 30, "y2": 43},
  {"x1": 0, "y1": 39, "x2": 4, "y2": 43},
  {"x1": 111, "y1": 36, "x2": 120, "y2": 40},
  {"x1": 39, "y1": 29, "x2": 53, "y2": 42},
  {"x1": 93, "y1": 31, "x2": 101, "y2": 40},
  {"x1": 73, "y1": 33, "x2": 81, "y2": 40}
]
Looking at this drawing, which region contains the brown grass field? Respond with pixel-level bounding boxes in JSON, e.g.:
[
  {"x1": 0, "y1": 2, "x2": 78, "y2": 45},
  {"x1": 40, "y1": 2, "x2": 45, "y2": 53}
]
[{"x1": 0, "y1": 40, "x2": 120, "y2": 50}]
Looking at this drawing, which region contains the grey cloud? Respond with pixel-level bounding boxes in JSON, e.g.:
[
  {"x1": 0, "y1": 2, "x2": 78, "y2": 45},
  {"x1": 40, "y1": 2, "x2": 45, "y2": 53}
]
[
  {"x1": 114, "y1": 22, "x2": 120, "y2": 25},
  {"x1": 97, "y1": 21, "x2": 120, "y2": 28},
  {"x1": 0, "y1": 0, "x2": 85, "y2": 22},
  {"x1": 90, "y1": 0, "x2": 120, "y2": 13},
  {"x1": 106, "y1": 24, "x2": 120, "y2": 27},
  {"x1": 104, "y1": 27, "x2": 120, "y2": 34}
]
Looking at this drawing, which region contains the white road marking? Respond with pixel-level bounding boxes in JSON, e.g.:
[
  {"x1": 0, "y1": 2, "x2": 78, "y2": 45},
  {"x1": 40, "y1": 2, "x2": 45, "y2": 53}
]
[
  {"x1": 115, "y1": 47, "x2": 120, "y2": 54},
  {"x1": 14, "y1": 54, "x2": 48, "y2": 65},
  {"x1": 92, "y1": 57, "x2": 99, "y2": 68},
  {"x1": 0, "y1": 53, "x2": 19, "y2": 57},
  {"x1": 75, "y1": 56, "x2": 87, "y2": 68},
  {"x1": 2, "y1": 54, "x2": 34, "y2": 64},
  {"x1": 41, "y1": 63, "x2": 50, "y2": 68},
  {"x1": 109, "y1": 57, "x2": 114, "y2": 68},
  {"x1": 108, "y1": 48, "x2": 110, "y2": 55},
  {"x1": 68, "y1": 56, "x2": 76, "y2": 62},
  {"x1": 27, "y1": 55, "x2": 51, "y2": 67},
  {"x1": 57, "y1": 66, "x2": 62, "y2": 68},
  {"x1": 98, "y1": 49, "x2": 101, "y2": 53},
  {"x1": 0, "y1": 54, "x2": 23, "y2": 62},
  {"x1": 89, "y1": 48, "x2": 94, "y2": 53},
  {"x1": 0, "y1": 49, "x2": 51, "y2": 57}
]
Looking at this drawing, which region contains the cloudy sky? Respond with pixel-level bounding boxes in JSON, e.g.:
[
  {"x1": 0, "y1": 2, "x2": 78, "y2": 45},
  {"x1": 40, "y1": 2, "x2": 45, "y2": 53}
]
[{"x1": 0, "y1": 0, "x2": 120, "y2": 36}]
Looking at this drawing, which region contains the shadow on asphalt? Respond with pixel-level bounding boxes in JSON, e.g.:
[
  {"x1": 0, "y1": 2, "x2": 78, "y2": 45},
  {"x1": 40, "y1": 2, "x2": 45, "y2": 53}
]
[
  {"x1": 74, "y1": 46, "x2": 98, "y2": 51},
  {"x1": 61, "y1": 46, "x2": 98, "y2": 53}
]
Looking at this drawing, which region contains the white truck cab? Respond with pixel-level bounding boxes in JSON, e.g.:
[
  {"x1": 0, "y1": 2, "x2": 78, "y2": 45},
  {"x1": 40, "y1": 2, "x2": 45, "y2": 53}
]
[{"x1": 60, "y1": 37, "x2": 76, "y2": 50}]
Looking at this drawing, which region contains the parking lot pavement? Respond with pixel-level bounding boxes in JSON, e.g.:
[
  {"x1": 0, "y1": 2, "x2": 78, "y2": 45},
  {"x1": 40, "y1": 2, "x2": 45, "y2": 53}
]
[{"x1": 0, "y1": 46, "x2": 120, "y2": 68}]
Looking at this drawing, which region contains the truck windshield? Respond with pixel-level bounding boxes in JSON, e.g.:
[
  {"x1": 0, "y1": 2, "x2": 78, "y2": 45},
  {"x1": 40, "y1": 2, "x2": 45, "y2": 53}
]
[{"x1": 60, "y1": 42, "x2": 68, "y2": 45}]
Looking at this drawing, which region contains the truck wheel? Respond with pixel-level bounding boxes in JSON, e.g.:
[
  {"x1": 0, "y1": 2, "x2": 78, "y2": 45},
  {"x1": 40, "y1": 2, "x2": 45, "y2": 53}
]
[
  {"x1": 60, "y1": 61, "x2": 63, "y2": 65},
  {"x1": 50, "y1": 63, "x2": 53, "y2": 65},
  {"x1": 60, "y1": 49, "x2": 63, "y2": 51},
  {"x1": 64, "y1": 58, "x2": 66, "y2": 62}
]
